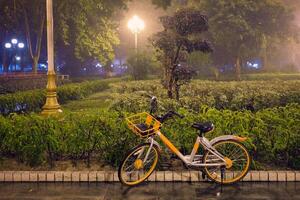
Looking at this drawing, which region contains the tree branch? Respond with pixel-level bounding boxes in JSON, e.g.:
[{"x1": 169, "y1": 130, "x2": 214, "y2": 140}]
[{"x1": 23, "y1": 9, "x2": 33, "y2": 59}]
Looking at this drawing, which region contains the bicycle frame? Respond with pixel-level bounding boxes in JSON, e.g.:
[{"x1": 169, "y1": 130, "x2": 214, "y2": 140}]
[{"x1": 143, "y1": 130, "x2": 228, "y2": 168}]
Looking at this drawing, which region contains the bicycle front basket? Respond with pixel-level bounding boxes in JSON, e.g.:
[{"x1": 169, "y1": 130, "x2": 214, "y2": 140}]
[{"x1": 126, "y1": 112, "x2": 161, "y2": 138}]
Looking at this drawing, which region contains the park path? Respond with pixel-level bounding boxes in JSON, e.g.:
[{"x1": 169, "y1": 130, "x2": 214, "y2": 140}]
[{"x1": 0, "y1": 182, "x2": 299, "y2": 200}]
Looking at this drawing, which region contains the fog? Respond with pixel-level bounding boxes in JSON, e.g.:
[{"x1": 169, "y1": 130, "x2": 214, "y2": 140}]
[{"x1": 116, "y1": 0, "x2": 300, "y2": 72}]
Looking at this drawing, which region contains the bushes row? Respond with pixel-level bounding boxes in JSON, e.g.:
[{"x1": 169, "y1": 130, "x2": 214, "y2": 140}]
[
  {"x1": 0, "y1": 104, "x2": 299, "y2": 169},
  {"x1": 0, "y1": 80, "x2": 110, "y2": 115},
  {"x1": 110, "y1": 80, "x2": 300, "y2": 111}
]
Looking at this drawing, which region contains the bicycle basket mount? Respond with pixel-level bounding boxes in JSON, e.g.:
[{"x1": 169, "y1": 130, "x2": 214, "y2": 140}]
[{"x1": 126, "y1": 112, "x2": 161, "y2": 138}]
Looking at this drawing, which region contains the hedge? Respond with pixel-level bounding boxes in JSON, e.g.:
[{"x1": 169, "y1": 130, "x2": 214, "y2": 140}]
[
  {"x1": 0, "y1": 104, "x2": 299, "y2": 169},
  {"x1": 110, "y1": 80, "x2": 300, "y2": 111},
  {"x1": 0, "y1": 80, "x2": 110, "y2": 115}
]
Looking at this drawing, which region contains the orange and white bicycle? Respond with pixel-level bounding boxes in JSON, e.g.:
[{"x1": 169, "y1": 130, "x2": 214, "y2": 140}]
[{"x1": 118, "y1": 96, "x2": 251, "y2": 186}]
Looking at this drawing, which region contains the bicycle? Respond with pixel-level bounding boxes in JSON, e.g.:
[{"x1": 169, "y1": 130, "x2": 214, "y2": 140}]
[{"x1": 118, "y1": 96, "x2": 251, "y2": 186}]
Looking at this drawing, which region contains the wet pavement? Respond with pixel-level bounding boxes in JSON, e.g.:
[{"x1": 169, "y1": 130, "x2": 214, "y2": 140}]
[{"x1": 0, "y1": 182, "x2": 299, "y2": 200}]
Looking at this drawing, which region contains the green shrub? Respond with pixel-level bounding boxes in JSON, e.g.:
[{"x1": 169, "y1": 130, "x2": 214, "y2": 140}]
[
  {"x1": 109, "y1": 80, "x2": 300, "y2": 111},
  {"x1": 0, "y1": 104, "x2": 299, "y2": 169},
  {"x1": 0, "y1": 80, "x2": 110, "y2": 115}
]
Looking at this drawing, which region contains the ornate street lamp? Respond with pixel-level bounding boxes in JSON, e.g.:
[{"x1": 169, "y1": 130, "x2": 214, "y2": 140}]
[
  {"x1": 3, "y1": 39, "x2": 25, "y2": 71},
  {"x1": 41, "y1": 0, "x2": 61, "y2": 115},
  {"x1": 128, "y1": 15, "x2": 145, "y2": 53}
]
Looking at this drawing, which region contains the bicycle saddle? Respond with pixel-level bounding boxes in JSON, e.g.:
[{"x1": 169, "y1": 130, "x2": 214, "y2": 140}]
[{"x1": 192, "y1": 122, "x2": 214, "y2": 134}]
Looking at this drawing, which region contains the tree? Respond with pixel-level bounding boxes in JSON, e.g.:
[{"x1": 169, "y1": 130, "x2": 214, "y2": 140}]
[
  {"x1": 54, "y1": 0, "x2": 128, "y2": 75},
  {"x1": 199, "y1": 0, "x2": 295, "y2": 80},
  {"x1": 23, "y1": 0, "x2": 45, "y2": 74},
  {"x1": 127, "y1": 51, "x2": 160, "y2": 80},
  {"x1": 0, "y1": 0, "x2": 46, "y2": 74},
  {"x1": 151, "y1": 8, "x2": 212, "y2": 100},
  {"x1": 0, "y1": 0, "x2": 128, "y2": 75},
  {"x1": 187, "y1": 51, "x2": 218, "y2": 79}
]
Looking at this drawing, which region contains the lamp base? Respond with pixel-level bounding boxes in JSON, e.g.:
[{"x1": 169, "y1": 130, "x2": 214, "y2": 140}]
[{"x1": 41, "y1": 72, "x2": 62, "y2": 116}]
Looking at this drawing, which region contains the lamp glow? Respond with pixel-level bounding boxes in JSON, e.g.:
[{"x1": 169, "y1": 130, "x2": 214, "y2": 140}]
[
  {"x1": 5, "y1": 43, "x2": 12, "y2": 49},
  {"x1": 128, "y1": 15, "x2": 145, "y2": 34},
  {"x1": 15, "y1": 56, "x2": 21, "y2": 61},
  {"x1": 11, "y1": 38, "x2": 18, "y2": 44},
  {"x1": 18, "y1": 43, "x2": 25, "y2": 48}
]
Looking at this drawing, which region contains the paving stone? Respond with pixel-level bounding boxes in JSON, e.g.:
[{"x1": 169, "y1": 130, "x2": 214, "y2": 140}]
[
  {"x1": 268, "y1": 171, "x2": 278, "y2": 182},
  {"x1": 164, "y1": 171, "x2": 173, "y2": 181},
  {"x1": 13, "y1": 172, "x2": 21, "y2": 182},
  {"x1": 96, "y1": 171, "x2": 105, "y2": 182},
  {"x1": 55, "y1": 172, "x2": 63, "y2": 182},
  {"x1": 156, "y1": 171, "x2": 164, "y2": 181},
  {"x1": 13, "y1": 172, "x2": 22, "y2": 182},
  {"x1": 0, "y1": 172, "x2": 4, "y2": 182},
  {"x1": 147, "y1": 171, "x2": 156, "y2": 182},
  {"x1": 80, "y1": 172, "x2": 89, "y2": 182},
  {"x1": 286, "y1": 171, "x2": 295, "y2": 182},
  {"x1": 113, "y1": 172, "x2": 119, "y2": 182},
  {"x1": 46, "y1": 172, "x2": 55, "y2": 182},
  {"x1": 259, "y1": 171, "x2": 269, "y2": 181},
  {"x1": 21, "y1": 172, "x2": 30, "y2": 182},
  {"x1": 251, "y1": 171, "x2": 260, "y2": 181},
  {"x1": 295, "y1": 171, "x2": 300, "y2": 181},
  {"x1": 37, "y1": 172, "x2": 47, "y2": 182},
  {"x1": 29, "y1": 172, "x2": 38, "y2": 182},
  {"x1": 173, "y1": 171, "x2": 182, "y2": 181},
  {"x1": 190, "y1": 171, "x2": 200, "y2": 182},
  {"x1": 182, "y1": 171, "x2": 191, "y2": 182},
  {"x1": 242, "y1": 172, "x2": 251, "y2": 181},
  {"x1": 105, "y1": 171, "x2": 114, "y2": 182},
  {"x1": 89, "y1": 172, "x2": 97, "y2": 182},
  {"x1": 63, "y1": 172, "x2": 72, "y2": 182},
  {"x1": 4, "y1": 172, "x2": 13, "y2": 182},
  {"x1": 277, "y1": 171, "x2": 286, "y2": 182},
  {"x1": 71, "y1": 172, "x2": 80, "y2": 182}
]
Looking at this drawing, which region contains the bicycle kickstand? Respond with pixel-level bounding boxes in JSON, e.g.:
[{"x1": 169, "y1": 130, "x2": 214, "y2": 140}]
[{"x1": 220, "y1": 166, "x2": 225, "y2": 185}]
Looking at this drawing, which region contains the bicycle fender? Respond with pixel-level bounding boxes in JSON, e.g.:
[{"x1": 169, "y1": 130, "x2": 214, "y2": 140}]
[{"x1": 210, "y1": 135, "x2": 247, "y2": 145}]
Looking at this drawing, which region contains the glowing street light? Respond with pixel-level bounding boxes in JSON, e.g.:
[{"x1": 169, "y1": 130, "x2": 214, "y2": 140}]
[
  {"x1": 128, "y1": 15, "x2": 145, "y2": 52},
  {"x1": 18, "y1": 43, "x2": 25, "y2": 48},
  {"x1": 11, "y1": 38, "x2": 18, "y2": 45},
  {"x1": 5, "y1": 43, "x2": 12, "y2": 49}
]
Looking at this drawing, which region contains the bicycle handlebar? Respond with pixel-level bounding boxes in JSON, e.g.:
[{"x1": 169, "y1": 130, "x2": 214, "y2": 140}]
[
  {"x1": 157, "y1": 110, "x2": 185, "y2": 123},
  {"x1": 147, "y1": 95, "x2": 184, "y2": 122}
]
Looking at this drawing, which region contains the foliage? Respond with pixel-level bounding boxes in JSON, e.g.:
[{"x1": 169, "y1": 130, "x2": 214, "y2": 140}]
[
  {"x1": 109, "y1": 80, "x2": 300, "y2": 112},
  {"x1": 198, "y1": 0, "x2": 296, "y2": 80},
  {"x1": 151, "y1": 7, "x2": 212, "y2": 100},
  {"x1": 0, "y1": 80, "x2": 110, "y2": 115},
  {"x1": 0, "y1": 0, "x2": 45, "y2": 73},
  {"x1": 187, "y1": 51, "x2": 216, "y2": 79},
  {"x1": 54, "y1": 0, "x2": 128, "y2": 75},
  {"x1": 126, "y1": 51, "x2": 160, "y2": 80},
  {"x1": 0, "y1": 104, "x2": 299, "y2": 169}
]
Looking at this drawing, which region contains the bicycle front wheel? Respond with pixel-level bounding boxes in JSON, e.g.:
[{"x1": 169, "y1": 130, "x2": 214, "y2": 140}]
[
  {"x1": 118, "y1": 143, "x2": 159, "y2": 186},
  {"x1": 203, "y1": 140, "x2": 250, "y2": 184}
]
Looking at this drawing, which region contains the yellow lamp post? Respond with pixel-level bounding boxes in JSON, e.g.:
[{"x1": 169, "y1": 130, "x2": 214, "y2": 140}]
[
  {"x1": 128, "y1": 15, "x2": 145, "y2": 53},
  {"x1": 41, "y1": 0, "x2": 62, "y2": 116}
]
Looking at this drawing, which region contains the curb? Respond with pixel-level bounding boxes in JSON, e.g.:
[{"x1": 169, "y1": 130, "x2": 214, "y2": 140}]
[{"x1": 0, "y1": 170, "x2": 299, "y2": 182}]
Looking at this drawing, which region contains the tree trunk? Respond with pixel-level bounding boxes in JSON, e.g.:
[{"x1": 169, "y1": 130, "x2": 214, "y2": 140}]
[
  {"x1": 167, "y1": 74, "x2": 173, "y2": 99},
  {"x1": 24, "y1": 8, "x2": 45, "y2": 74},
  {"x1": 2, "y1": 49, "x2": 8, "y2": 73},
  {"x1": 175, "y1": 84, "x2": 180, "y2": 101},
  {"x1": 235, "y1": 56, "x2": 241, "y2": 81},
  {"x1": 32, "y1": 57, "x2": 38, "y2": 74}
]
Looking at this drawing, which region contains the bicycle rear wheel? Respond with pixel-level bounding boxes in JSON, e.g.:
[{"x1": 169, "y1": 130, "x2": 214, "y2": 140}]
[
  {"x1": 118, "y1": 143, "x2": 159, "y2": 186},
  {"x1": 203, "y1": 140, "x2": 250, "y2": 184}
]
